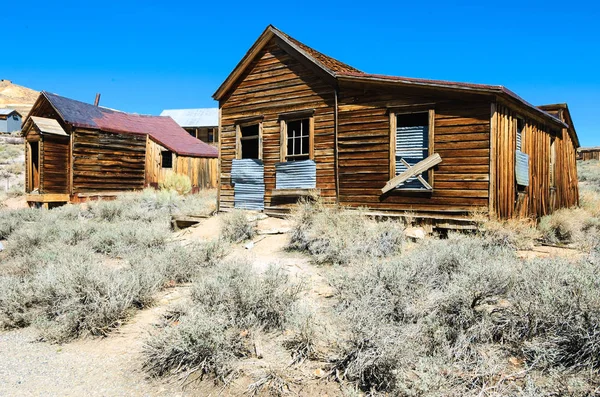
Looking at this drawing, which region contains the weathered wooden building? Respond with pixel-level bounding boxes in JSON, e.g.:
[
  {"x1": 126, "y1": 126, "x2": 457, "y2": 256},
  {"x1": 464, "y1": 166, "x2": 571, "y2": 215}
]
[
  {"x1": 577, "y1": 147, "x2": 600, "y2": 161},
  {"x1": 23, "y1": 92, "x2": 218, "y2": 206},
  {"x1": 0, "y1": 108, "x2": 22, "y2": 133},
  {"x1": 160, "y1": 108, "x2": 219, "y2": 144},
  {"x1": 213, "y1": 26, "x2": 579, "y2": 224}
]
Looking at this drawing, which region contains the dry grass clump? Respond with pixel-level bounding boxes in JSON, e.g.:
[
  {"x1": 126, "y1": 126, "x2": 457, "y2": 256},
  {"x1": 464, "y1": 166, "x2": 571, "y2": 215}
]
[
  {"x1": 283, "y1": 301, "x2": 321, "y2": 365},
  {"x1": 287, "y1": 199, "x2": 404, "y2": 265},
  {"x1": 479, "y1": 218, "x2": 541, "y2": 250},
  {"x1": 580, "y1": 188, "x2": 600, "y2": 217},
  {"x1": 329, "y1": 235, "x2": 600, "y2": 395},
  {"x1": 191, "y1": 260, "x2": 303, "y2": 330},
  {"x1": 143, "y1": 307, "x2": 244, "y2": 381},
  {"x1": 116, "y1": 188, "x2": 217, "y2": 217},
  {"x1": 246, "y1": 368, "x2": 296, "y2": 396},
  {"x1": 538, "y1": 207, "x2": 600, "y2": 250},
  {"x1": 0, "y1": 191, "x2": 222, "y2": 342},
  {"x1": 220, "y1": 210, "x2": 256, "y2": 243},
  {"x1": 143, "y1": 259, "x2": 304, "y2": 382},
  {"x1": 159, "y1": 171, "x2": 193, "y2": 195}
]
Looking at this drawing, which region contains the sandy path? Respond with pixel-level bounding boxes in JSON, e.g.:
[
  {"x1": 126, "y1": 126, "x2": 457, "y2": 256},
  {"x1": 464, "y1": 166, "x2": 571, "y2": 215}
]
[
  {"x1": 0, "y1": 287, "x2": 189, "y2": 397},
  {"x1": 0, "y1": 214, "x2": 340, "y2": 396}
]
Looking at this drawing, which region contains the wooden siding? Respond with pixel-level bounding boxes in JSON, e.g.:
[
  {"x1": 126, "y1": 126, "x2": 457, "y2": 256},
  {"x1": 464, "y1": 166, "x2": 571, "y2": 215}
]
[
  {"x1": 40, "y1": 136, "x2": 69, "y2": 194},
  {"x1": 492, "y1": 103, "x2": 578, "y2": 219},
  {"x1": 219, "y1": 38, "x2": 336, "y2": 210},
  {"x1": 337, "y1": 85, "x2": 491, "y2": 217},
  {"x1": 145, "y1": 138, "x2": 218, "y2": 189},
  {"x1": 72, "y1": 128, "x2": 146, "y2": 193},
  {"x1": 579, "y1": 150, "x2": 600, "y2": 161}
]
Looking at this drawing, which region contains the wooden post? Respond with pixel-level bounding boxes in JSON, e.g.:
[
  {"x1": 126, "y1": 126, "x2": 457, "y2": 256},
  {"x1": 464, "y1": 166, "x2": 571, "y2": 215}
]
[{"x1": 489, "y1": 102, "x2": 497, "y2": 218}]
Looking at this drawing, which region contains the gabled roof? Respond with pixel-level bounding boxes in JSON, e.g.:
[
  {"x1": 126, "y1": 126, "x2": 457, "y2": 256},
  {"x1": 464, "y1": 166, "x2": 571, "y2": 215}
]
[
  {"x1": 537, "y1": 103, "x2": 579, "y2": 147},
  {"x1": 213, "y1": 25, "x2": 569, "y2": 132},
  {"x1": 0, "y1": 108, "x2": 21, "y2": 117},
  {"x1": 30, "y1": 116, "x2": 68, "y2": 136},
  {"x1": 160, "y1": 108, "x2": 218, "y2": 127},
  {"x1": 31, "y1": 92, "x2": 217, "y2": 158}
]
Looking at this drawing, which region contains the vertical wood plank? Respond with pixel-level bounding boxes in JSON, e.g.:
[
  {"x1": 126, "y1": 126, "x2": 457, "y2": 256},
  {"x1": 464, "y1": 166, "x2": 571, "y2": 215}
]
[{"x1": 489, "y1": 102, "x2": 497, "y2": 218}]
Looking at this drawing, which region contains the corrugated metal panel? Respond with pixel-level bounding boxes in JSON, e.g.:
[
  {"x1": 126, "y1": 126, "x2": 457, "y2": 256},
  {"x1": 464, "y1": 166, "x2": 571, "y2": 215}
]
[
  {"x1": 275, "y1": 160, "x2": 316, "y2": 189},
  {"x1": 396, "y1": 125, "x2": 428, "y2": 157},
  {"x1": 516, "y1": 128, "x2": 522, "y2": 152},
  {"x1": 231, "y1": 159, "x2": 264, "y2": 210},
  {"x1": 396, "y1": 125, "x2": 428, "y2": 189},
  {"x1": 516, "y1": 151, "x2": 529, "y2": 186}
]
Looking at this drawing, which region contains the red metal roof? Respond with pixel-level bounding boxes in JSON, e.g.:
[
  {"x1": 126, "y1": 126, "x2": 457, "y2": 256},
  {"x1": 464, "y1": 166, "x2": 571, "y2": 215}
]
[{"x1": 43, "y1": 92, "x2": 218, "y2": 158}]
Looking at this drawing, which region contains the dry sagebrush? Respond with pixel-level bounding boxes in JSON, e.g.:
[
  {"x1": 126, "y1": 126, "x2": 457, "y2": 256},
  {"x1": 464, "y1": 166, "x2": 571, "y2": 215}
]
[
  {"x1": 287, "y1": 199, "x2": 404, "y2": 265},
  {"x1": 0, "y1": 191, "x2": 223, "y2": 342},
  {"x1": 143, "y1": 259, "x2": 304, "y2": 382},
  {"x1": 329, "y1": 235, "x2": 600, "y2": 395},
  {"x1": 220, "y1": 210, "x2": 256, "y2": 243}
]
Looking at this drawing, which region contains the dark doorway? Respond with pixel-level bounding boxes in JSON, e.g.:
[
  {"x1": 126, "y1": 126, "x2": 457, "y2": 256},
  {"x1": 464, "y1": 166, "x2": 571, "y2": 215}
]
[{"x1": 29, "y1": 141, "x2": 40, "y2": 191}]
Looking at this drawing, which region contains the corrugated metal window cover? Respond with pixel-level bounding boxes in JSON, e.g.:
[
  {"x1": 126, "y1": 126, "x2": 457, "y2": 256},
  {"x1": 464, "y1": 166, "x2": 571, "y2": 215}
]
[
  {"x1": 231, "y1": 159, "x2": 264, "y2": 210},
  {"x1": 275, "y1": 160, "x2": 316, "y2": 189},
  {"x1": 515, "y1": 151, "x2": 529, "y2": 186},
  {"x1": 396, "y1": 125, "x2": 429, "y2": 189}
]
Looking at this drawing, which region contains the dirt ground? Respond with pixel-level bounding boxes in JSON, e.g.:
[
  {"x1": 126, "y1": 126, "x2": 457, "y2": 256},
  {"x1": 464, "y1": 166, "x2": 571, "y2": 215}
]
[
  {"x1": 1, "y1": 195, "x2": 27, "y2": 210},
  {"x1": 0, "y1": 214, "x2": 342, "y2": 396},
  {"x1": 0, "y1": 212, "x2": 586, "y2": 396}
]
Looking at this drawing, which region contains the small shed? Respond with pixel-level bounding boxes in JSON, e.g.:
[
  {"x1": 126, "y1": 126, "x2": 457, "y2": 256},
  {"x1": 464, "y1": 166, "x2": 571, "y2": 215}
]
[
  {"x1": 160, "y1": 108, "x2": 219, "y2": 144},
  {"x1": 577, "y1": 147, "x2": 600, "y2": 161},
  {"x1": 0, "y1": 109, "x2": 22, "y2": 133},
  {"x1": 22, "y1": 92, "x2": 218, "y2": 207}
]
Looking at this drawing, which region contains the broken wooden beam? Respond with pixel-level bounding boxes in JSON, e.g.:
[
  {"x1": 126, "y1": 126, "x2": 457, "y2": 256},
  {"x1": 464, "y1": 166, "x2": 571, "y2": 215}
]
[{"x1": 381, "y1": 153, "x2": 442, "y2": 194}]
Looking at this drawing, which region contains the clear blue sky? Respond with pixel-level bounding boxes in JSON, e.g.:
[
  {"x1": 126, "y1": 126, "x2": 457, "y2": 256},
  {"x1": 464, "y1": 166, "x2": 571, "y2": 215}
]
[{"x1": 2, "y1": 0, "x2": 598, "y2": 145}]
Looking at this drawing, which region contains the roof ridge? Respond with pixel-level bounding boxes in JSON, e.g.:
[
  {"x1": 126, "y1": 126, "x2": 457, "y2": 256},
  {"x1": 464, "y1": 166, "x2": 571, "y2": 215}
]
[{"x1": 269, "y1": 26, "x2": 362, "y2": 75}]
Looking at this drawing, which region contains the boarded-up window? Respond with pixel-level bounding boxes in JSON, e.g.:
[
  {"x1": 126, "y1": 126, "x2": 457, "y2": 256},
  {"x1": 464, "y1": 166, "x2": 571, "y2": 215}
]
[
  {"x1": 240, "y1": 124, "x2": 260, "y2": 159},
  {"x1": 516, "y1": 118, "x2": 528, "y2": 190},
  {"x1": 161, "y1": 150, "x2": 173, "y2": 169},
  {"x1": 395, "y1": 112, "x2": 429, "y2": 189},
  {"x1": 516, "y1": 118, "x2": 525, "y2": 152}
]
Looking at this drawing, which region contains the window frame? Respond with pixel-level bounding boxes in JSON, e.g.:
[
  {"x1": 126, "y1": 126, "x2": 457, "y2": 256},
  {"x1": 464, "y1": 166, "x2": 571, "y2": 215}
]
[
  {"x1": 279, "y1": 110, "x2": 315, "y2": 162},
  {"x1": 161, "y1": 150, "x2": 173, "y2": 169},
  {"x1": 235, "y1": 118, "x2": 263, "y2": 160},
  {"x1": 388, "y1": 106, "x2": 435, "y2": 190},
  {"x1": 280, "y1": 116, "x2": 315, "y2": 162}
]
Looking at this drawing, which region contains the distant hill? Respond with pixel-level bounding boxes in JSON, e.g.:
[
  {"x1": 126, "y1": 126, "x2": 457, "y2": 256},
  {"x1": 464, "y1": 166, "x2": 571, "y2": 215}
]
[{"x1": 0, "y1": 80, "x2": 39, "y2": 119}]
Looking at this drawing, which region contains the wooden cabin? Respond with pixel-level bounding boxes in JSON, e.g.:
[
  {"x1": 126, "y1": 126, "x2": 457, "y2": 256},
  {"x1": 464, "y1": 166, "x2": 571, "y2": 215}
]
[
  {"x1": 577, "y1": 147, "x2": 600, "y2": 161},
  {"x1": 160, "y1": 108, "x2": 219, "y2": 145},
  {"x1": 23, "y1": 92, "x2": 218, "y2": 207},
  {"x1": 213, "y1": 26, "x2": 580, "y2": 226}
]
